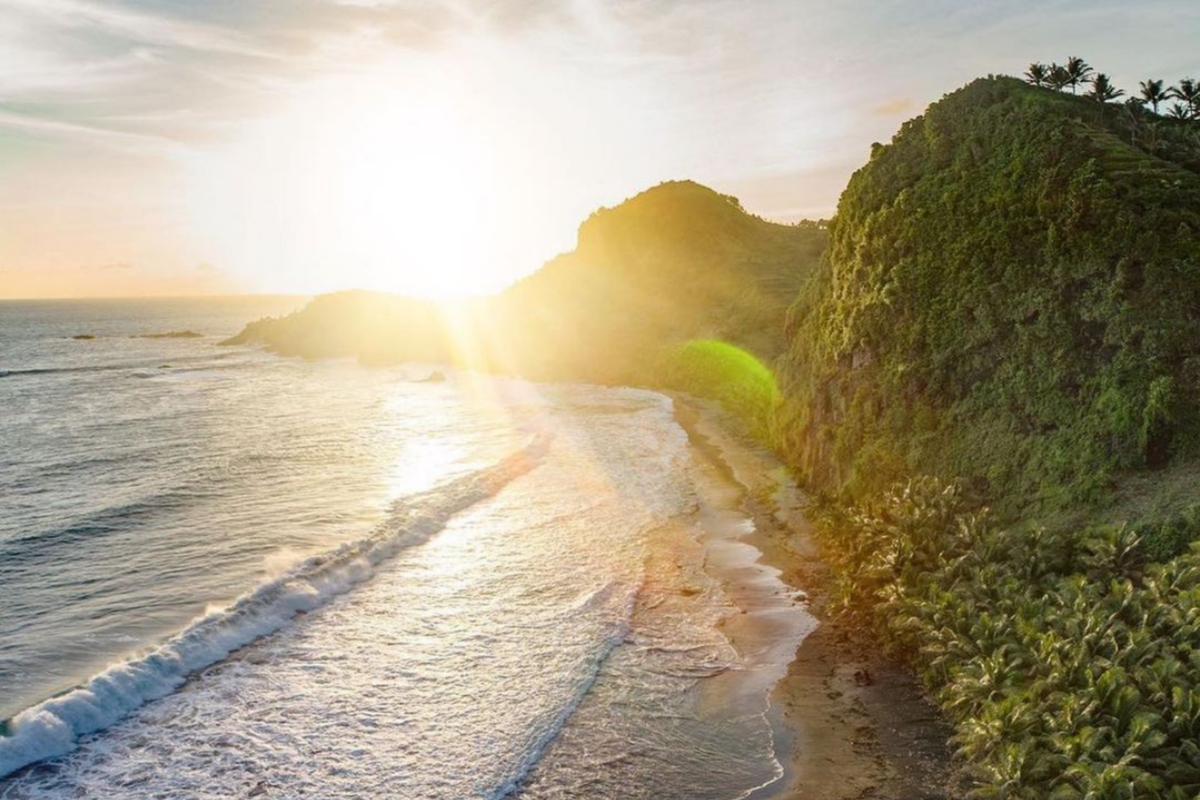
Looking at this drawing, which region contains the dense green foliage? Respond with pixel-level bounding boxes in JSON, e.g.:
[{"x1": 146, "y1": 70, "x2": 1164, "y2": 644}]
[
  {"x1": 1026, "y1": 56, "x2": 1200, "y2": 120},
  {"x1": 498, "y1": 180, "x2": 825, "y2": 383},
  {"x1": 778, "y1": 77, "x2": 1200, "y2": 509},
  {"x1": 813, "y1": 479, "x2": 1200, "y2": 798},
  {"x1": 784, "y1": 75, "x2": 1200, "y2": 798}
]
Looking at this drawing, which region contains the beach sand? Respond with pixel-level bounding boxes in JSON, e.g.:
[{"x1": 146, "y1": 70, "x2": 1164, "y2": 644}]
[{"x1": 674, "y1": 397, "x2": 968, "y2": 800}]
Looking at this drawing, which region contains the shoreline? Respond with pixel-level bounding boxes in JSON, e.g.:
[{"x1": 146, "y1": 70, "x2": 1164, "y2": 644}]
[
  {"x1": 673, "y1": 396, "x2": 967, "y2": 800},
  {"x1": 679, "y1": 401, "x2": 817, "y2": 799}
]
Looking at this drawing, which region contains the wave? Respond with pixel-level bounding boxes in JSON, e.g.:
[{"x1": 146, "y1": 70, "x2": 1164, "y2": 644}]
[
  {"x1": 0, "y1": 490, "x2": 195, "y2": 567},
  {"x1": 0, "y1": 432, "x2": 551, "y2": 781},
  {"x1": 488, "y1": 575, "x2": 640, "y2": 800},
  {"x1": 0, "y1": 353, "x2": 240, "y2": 379}
]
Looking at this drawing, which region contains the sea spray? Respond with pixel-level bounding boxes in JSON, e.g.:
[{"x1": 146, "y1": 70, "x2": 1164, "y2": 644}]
[{"x1": 0, "y1": 432, "x2": 551, "y2": 780}]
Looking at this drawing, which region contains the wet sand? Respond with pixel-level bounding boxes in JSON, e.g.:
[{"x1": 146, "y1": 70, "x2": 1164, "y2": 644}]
[{"x1": 674, "y1": 397, "x2": 968, "y2": 800}]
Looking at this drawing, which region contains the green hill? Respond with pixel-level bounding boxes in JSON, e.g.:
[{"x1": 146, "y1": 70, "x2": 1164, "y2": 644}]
[
  {"x1": 778, "y1": 76, "x2": 1200, "y2": 511},
  {"x1": 780, "y1": 76, "x2": 1200, "y2": 798},
  {"x1": 227, "y1": 180, "x2": 826, "y2": 399}
]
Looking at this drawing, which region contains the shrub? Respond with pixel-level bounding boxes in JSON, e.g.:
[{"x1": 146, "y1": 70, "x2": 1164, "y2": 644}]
[{"x1": 812, "y1": 476, "x2": 1200, "y2": 798}]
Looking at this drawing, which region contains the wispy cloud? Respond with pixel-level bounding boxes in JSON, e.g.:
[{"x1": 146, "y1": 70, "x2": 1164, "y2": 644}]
[
  {"x1": 0, "y1": 107, "x2": 185, "y2": 156},
  {"x1": 872, "y1": 97, "x2": 918, "y2": 117},
  {"x1": 1, "y1": 0, "x2": 1197, "y2": 289},
  {"x1": 2, "y1": 0, "x2": 277, "y2": 59},
  {"x1": 0, "y1": 0, "x2": 481, "y2": 152}
]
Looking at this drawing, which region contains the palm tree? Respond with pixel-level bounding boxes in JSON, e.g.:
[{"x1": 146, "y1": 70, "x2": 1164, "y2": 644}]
[
  {"x1": 1140, "y1": 79, "x2": 1169, "y2": 114},
  {"x1": 1088, "y1": 73, "x2": 1125, "y2": 103},
  {"x1": 1048, "y1": 64, "x2": 1072, "y2": 92},
  {"x1": 1171, "y1": 78, "x2": 1200, "y2": 119},
  {"x1": 1168, "y1": 102, "x2": 1192, "y2": 121},
  {"x1": 1065, "y1": 56, "x2": 1094, "y2": 94},
  {"x1": 1025, "y1": 63, "x2": 1050, "y2": 87}
]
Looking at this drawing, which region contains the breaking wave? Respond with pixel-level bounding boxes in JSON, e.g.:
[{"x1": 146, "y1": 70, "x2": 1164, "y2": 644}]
[{"x1": 0, "y1": 432, "x2": 551, "y2": 780}]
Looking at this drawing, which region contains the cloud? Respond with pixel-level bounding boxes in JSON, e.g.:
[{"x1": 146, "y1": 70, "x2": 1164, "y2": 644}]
[
  {"x1": 96, "y1": 260, "x2": 134, "y2": 270},
  {"x1": 2, "y1": 0, "x2": 276, "y2": 59},
  {"x1": 0, "y1": 0, "x2": 476, "y2": 153},
  {"x1": 0, "y1": 108, "x2": 185, "y2": 156},
  {"x1": 3, "y1": 0, "x2": 1198, "y2": 294},
  {"x1": 871, "y1": 97, "x2": 918, "y2": 117}
]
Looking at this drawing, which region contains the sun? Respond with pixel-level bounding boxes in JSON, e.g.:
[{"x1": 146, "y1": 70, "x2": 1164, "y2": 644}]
[
  {"x1": 183, "y1": 65, "x2": 530, "y2": 299},
  {"x1": 324, "y1": 84, "x2": 504, "y2": 298}
]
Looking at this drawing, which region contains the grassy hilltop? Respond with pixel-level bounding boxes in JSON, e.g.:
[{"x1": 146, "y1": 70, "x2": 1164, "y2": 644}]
[
  {"x1": 227, "y1": 179, "x2": 826, "y2": 396},
  {"x1": 500, "y1": 180, "x2": 824, "y2": 382}
]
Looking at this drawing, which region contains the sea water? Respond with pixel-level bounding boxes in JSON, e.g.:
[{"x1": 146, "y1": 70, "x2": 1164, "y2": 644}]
[{"x1": 0, "y1": 297, "x2": 812, "y2": 798}]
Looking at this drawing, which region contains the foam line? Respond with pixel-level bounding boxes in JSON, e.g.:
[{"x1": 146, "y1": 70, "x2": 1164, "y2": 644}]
[
  {"x1": 487, "y1": 574, "x2": 641, "y2": 800},
  {"x1": 0, "y1": 353, "x2": 238, "y2": 379},
  {"x1": 0, "y1": 433, "x2": 551, "y2": 780}
]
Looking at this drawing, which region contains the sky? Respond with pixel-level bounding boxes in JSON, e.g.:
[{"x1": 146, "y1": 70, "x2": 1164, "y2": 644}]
[{"x1": 0, "y1": 0, "x2": 1196, "y2": 299}]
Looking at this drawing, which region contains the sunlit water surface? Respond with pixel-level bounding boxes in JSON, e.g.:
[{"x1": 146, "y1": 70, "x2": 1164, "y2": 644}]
[{"x1": 0, "y1": 298, "x2": 811, "y2": 798}]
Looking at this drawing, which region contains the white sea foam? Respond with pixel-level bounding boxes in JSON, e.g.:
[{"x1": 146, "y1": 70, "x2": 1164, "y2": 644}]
[
  {"x1": 486, "y1": 574, "x2": 642, "y2": 800},
  {"x1": 0, "y1": 433, "x2": 550, "y2": 780},
  {"x1": 1, "y1": 376, "x2": 811, "y2": 800}
]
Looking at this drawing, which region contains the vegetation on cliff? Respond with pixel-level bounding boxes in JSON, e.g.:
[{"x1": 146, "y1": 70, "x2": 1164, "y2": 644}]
[
  {"x1": 781, "y1": 75, "x2": 1200, "y2": 797},
  {"x1": 1024, "y1": 56, "x2": 1200, "y2": 122},
  {"x1": 778, "y1": 76, "x2": 1200, "y2": 510},
  {"x1": 812, "y1": 479, "x2": 1200, "y2": 798}
]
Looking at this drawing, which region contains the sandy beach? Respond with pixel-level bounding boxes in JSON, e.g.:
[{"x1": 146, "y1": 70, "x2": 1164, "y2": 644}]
[{"x1": 675, "y1": 397, "x2": 968, "y2": 800}]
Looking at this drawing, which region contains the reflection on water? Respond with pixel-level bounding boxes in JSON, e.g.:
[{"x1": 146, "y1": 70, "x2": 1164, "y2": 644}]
[{"x1": 0, "y1": 300, "x2": 813, "y2": 798}]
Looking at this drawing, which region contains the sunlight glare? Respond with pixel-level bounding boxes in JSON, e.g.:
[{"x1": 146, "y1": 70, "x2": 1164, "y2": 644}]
[{"x1": 184, "y1": 62, "x2": 549, "y2": 298}]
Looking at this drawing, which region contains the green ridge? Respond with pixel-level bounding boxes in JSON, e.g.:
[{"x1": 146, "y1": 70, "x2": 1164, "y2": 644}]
[{"x1": 778, "y1": 76, "x2": 1200, "y2": 512}]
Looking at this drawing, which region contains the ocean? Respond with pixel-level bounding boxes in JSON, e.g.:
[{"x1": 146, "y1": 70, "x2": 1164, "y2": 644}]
[{"x1": 0, "y1": 297, "x2": 812, "y2": 798}]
